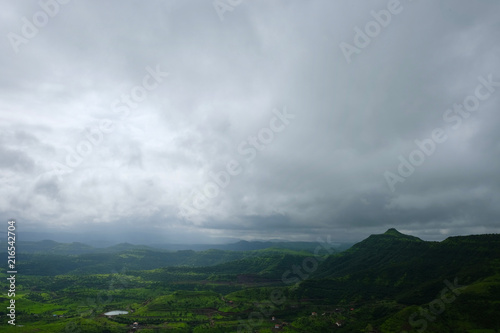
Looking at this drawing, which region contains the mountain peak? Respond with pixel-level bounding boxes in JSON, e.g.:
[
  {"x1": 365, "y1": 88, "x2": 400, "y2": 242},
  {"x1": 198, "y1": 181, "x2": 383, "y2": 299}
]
[
  {"x1": 384, "y1": 228, "x2": 403, "y2": 236},
  {"x1": 379, "y1": 228, "x2": 423, "y2": 242}
]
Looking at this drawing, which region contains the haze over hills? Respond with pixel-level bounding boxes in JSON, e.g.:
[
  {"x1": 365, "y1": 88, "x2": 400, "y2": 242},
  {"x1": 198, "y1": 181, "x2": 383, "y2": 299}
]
[
  {"x1": 0, "y1": 238, "x2": 353, "y2": 255},
  {"x1": 6, "y1": 226, "x2": 490, "y2": 257}
]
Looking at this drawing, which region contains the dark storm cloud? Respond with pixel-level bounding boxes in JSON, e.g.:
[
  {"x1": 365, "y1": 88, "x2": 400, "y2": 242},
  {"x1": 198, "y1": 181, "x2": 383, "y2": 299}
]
[{"x1": 1, "y1": 0, "x2": 499, "y2": 243}]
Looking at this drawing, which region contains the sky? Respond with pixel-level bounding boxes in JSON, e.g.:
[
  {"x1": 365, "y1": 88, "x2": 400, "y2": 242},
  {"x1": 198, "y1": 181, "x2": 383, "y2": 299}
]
[{"x1": 1, "y1": 0, "x2": 500, "y2": 245}]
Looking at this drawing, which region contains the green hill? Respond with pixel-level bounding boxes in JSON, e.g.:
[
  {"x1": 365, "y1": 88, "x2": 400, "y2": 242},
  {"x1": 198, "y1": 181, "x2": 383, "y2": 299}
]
[{"x1": 291, "y1": 229, "x2": 500, "y2": 332}]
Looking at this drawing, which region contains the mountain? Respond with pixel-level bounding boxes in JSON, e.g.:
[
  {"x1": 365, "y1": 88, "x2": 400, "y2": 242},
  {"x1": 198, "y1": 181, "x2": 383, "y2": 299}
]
[
  {"x1": 13, "y1": 239, "x2": 95, "y2": 255},
  {"x1": 383, "y1": 227, "x2": 421, "y2": 239},
  {"x1": 311, "y1": 228, "x2": 427, "y2": 281},
  {"x1": 0, "y1": 239, "x2": 157, "y2": 255},
  {"x1": 309, "y1": 228, "x2": 500, "y2": 295},
  {"x1": 12, "y1": 246, "x2": 315, "y2": 276},
  {"x1": 293, "y1": 229, "x2": 500, "y2": 331},
  {"x1": 1, "y1": 238, "x2": 352, "y2": 255},
  {"x1": 98, "y1": 242, "x2": 157, "y2": 253},
  {"x1": 150, "y1": 240, "x2": 353, "y2": 252}
]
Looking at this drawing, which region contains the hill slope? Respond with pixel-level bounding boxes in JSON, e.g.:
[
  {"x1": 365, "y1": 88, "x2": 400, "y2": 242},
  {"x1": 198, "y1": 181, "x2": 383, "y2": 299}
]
[{"x1": 293, "y1": 229, "x2": 500, "y2": 331}]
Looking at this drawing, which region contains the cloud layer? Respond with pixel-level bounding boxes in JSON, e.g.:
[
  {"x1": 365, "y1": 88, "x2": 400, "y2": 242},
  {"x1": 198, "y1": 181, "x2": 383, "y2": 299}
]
[{"x1": 1, "y1": 0, "x2": 500, "y2": 243}]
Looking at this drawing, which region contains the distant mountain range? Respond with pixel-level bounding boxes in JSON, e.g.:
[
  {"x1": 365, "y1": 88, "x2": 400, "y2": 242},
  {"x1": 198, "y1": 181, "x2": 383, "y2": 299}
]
[
  {"x1": 150, "y1": 239, "x2": 353, "y2": 252},
  {"x1": 0, "y1": 238, "x2": 350, "y2": 276},
  {"x1": 1, "y1": 238, "x2": 352, "y2": 255}
]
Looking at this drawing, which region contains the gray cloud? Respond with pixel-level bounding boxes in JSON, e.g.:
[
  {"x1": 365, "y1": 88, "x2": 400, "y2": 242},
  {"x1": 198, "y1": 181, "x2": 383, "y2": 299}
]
[{"x1": 1, "y1": 0, "x2": 499, "y2": 244}]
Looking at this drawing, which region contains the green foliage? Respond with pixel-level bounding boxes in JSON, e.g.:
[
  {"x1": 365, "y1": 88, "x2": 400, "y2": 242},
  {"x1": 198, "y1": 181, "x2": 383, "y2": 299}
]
[{"x1": 1, "y1": 230, "x2": 500, "y2": 332}]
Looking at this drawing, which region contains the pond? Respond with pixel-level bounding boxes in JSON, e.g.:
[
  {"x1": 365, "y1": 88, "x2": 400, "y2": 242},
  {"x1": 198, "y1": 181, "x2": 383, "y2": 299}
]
[{"x1": 104, "y1": 310, "x2": 128, "y2": 316}]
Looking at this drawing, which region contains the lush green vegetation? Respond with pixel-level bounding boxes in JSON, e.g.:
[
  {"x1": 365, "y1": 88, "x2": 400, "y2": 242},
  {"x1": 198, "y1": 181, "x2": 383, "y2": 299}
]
[{"x1": 1, "y1": 230, "x2": 500, "y2": 332}]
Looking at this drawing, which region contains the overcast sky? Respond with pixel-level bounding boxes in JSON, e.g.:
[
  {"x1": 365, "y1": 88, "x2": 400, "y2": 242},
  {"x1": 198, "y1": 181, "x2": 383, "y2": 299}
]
[{"x1": 1, "y1": 0, "x2": 500, "y2": 244}]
